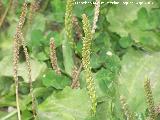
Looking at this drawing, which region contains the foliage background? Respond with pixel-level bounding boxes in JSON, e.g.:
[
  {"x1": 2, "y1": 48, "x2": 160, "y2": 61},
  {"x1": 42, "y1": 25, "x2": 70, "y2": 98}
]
[{"x1": 0, "y1": 0, "x2": 160, "y2": 120}]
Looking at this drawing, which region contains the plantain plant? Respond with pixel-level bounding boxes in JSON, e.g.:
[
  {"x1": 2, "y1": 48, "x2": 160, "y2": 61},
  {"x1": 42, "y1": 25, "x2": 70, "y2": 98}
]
[
  {"x1": 13, "y1": 2, "x2": 28, "y2": 120},
  {"x1": 82, "y1": 14, "x2": 97, "y2": 115},
  {"x1": 144, "y1": 78, "x2": 156, "y2": 120},
  {"x1": 1, "y1": 0, "x2": 160, "y2": 120},
  {"x1": 62, "y1": 0, "x2": 75, "y2": 76},
  {"x1": 13, "y1": 1, "x2": 38, "y2": 119}
]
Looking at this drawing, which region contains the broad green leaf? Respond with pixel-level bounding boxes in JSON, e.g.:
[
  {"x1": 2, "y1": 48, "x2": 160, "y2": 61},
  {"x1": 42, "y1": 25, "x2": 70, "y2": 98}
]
[
  {"x1": 119, "y1": 49, "x2": 160, "y2": 112},
  {"x1": 38, "y1": 87, "x2": 91, "y2": 120},
  {"x1": 30, "y1": 29, "x2": 44, "y2": 46},
  {"x1": 19, "y1": 87, "x2": 54, "y2": 111},
  {"x1": 50, "y1": 0, "x2": 65, "y2": 22},
  {"x1": 0, "y1": 33, "x2": 12, "y2": 60},
  {"x1": 81, "y1": 52, "x2": 120, "y2": 97},
  {"x1": 62, "y1": 30, "x2": 74, "y2": 75},
  {"x1": 92, "y1": 32, "x2": 111, "y2": 53},
  {"x1": 107, "y1": 2, "x2": 160, "y2": 51},
  {"x1": 75, "y1": 41, "x2": 83, "y2": 55},
  {"x1": 51, "y1": 0, "x2": 65, "y2": 13},
  {"x1": 46, "y1": 31, "x2": 63, "y2": 47},
  {"x1": 74, "y1": 0, "x2": 94, "y2": 18},
  {"x1": 90, "y1": 53, "x2": 102, "y2": 69},
  {"x1": 95, "y1": 100, "x2": 123, "y2": 120},
  {"x1": 42, "y1": 69, "x2": 71, "y2": 89},
  {"x1": 26, "y1": 13, "x2": 46, "y2": 42},
  {"x1": 95, "y1": 68, "x2": 116, "y2": 97},
  {"x1": 85, "y1": 101, "x2": 113, "y2": 120},
  {"x1": 31, "y1": 13, "x2": 46, "y2": 31},
  {"x1": 107, "y1": 0, "x2": 157, "y2": 36},
  {"x1": 136, "y1": 8, "x2": 150, "y2": 30},
  {"x1": 21, "y1": 110, "x2": 33, "y2": 120},
  {"x1": 0, "y1": 95, "x2": 16, "y2": 107},
  {"x1": 0, "y1": 77, "x2": 14, "y2": 96},
  {"x1": 149, "y1": 9, "x2": 160, "y2": 29},
  {"x1": 0, "y1": 56, "x2": 47, "y2": 82},
  {"x1": 0, "y1": 110, "x2": 17, "y2": 120},
  {"x1": 127, "y1": 8, "x2": 160, "y2": 51},
  {"x1": 119, "y1": 36, "x2": 133, "y2": 48},
  {"x1": 36, "y1": 52, "x2": 48, "y2": 61},
  {"x1": 128, "y1": 26, "x2": 160, "y2": 51}
]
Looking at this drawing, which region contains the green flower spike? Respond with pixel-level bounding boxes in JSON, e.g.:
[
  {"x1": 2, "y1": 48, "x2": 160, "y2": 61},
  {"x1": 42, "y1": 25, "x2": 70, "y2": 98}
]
[
  {"x1": 65, "y1": 0, "x2": 75, "y2": 47},
  {"x1": 82, "y1": 14, "x2": 97, "y2": 115},
  {"x1": 144, "y1": 78, "x2": 156, "y2": 120},
  {"x1": 63, "y1": 0, "x2": 75, "y2": 75},
  {"x1": 120, "y1": 96, "x2": 135, "y2": 120}
]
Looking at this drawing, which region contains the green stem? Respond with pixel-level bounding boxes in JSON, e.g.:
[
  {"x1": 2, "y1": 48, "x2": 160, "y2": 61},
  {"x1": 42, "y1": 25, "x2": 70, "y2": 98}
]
[
  {"x1": 0, "y1": 110, "x2": 17, "y2": 120},
  {"x1": 62, "y1": 0, "x2": 75, "y2": 75},
  {"x1": 62, "y1": 34, "x2": 74, "y2": 76}
]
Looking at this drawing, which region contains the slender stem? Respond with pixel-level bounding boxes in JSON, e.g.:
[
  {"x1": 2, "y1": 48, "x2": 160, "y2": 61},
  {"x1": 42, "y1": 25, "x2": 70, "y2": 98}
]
[
  {"x1": 13, "y1": 2, "x2": 27, "y2": 120},
  {"x1": 0, "y1": 110, "x2": 17, "y2": 120},
  {"x1": 63, "y1": 0, "x2": 75, "y2": 75},
  {"x1": 71, "y1": 0, "x2": 101, "y2": 89},
  {"x1": 20, "y1": 31, "x2": 37, "y2": 119},
  {"x1": 13, "y1": 31, "x2": 21, "y2": 120},
  {"x1": 82, "y1": 14, "x2": 97, "y2": 114},
  {"x1": 0, "y1": 0, "x2": 13, "y2": 28}
]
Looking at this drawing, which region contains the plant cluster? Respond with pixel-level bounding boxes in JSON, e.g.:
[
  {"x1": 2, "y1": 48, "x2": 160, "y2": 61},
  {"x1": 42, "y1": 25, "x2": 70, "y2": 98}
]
[{"x1": 0, "y1": 0, "x2": 160, "y2": 120}]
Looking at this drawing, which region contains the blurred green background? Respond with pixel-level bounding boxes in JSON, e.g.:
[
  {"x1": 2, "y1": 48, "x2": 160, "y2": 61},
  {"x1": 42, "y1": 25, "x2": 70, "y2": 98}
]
[{"x1": 0, "y1": 0, "x2": 160, "y2": 120}]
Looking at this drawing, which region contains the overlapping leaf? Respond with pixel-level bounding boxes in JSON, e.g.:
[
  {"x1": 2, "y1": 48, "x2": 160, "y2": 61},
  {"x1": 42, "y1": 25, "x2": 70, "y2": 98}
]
[
  {"x1": 119, "y1": 49, "x2": 160, "y2": 112},
  {"x1": 38, "y1": 87, "x2": 91, "y2": 120}
]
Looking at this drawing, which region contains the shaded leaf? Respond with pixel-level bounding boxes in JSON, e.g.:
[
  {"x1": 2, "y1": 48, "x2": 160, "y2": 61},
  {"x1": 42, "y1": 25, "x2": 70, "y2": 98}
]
[
  {"x1": 119, "y1": 49, "x2": 160, "y2": 112},
  {"x1": 42, "y1": 69, "x2": 71, "y2": 89},
  {"x1": 38, "y1": 87, "x2": 91, "y2": 120},
  {"x1": 0, "y1": 56, "x2": 47, "y2": 82}
]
